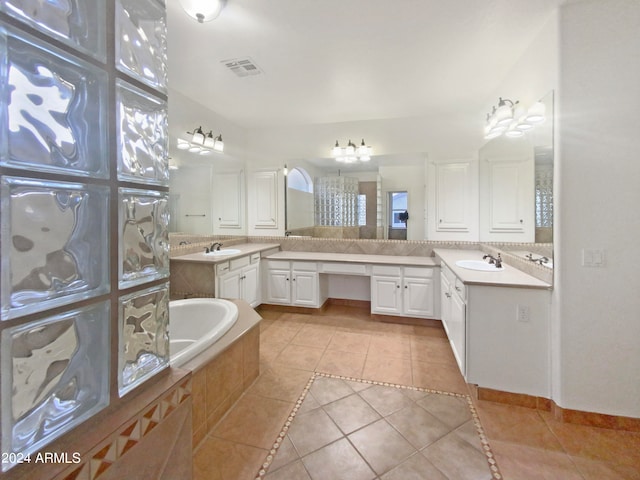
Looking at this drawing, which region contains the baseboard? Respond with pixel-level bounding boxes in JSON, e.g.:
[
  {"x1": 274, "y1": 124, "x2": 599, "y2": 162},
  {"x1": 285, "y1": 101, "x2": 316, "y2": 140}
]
[
  {"x1": 326, "y1": 298, "x2": 371, "y2": 309},
  {"x1": 477, "y1": 386, "x2": 640, "y2": 432}
]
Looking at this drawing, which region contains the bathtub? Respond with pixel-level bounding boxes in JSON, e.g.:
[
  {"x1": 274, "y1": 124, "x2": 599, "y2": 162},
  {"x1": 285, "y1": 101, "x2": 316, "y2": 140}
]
[{"x1": 169, "y1": 298, "x2": 239, "y2": 367}]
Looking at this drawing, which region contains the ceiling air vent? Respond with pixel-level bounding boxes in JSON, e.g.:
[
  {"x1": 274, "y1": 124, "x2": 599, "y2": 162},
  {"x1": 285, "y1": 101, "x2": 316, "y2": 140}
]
[{"x1": 221, "y1": 57, "x2": 263, "y2": 77}]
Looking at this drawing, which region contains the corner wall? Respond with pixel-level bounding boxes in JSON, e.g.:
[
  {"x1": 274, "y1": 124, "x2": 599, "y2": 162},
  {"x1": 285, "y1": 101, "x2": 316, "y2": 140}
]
[{"x1": 555, "y1": 0, "x2": 640, "y2": 417}]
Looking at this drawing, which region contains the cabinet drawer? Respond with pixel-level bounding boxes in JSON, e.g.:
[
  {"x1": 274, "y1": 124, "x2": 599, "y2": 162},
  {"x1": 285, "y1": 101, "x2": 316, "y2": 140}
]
[
  {"x1": 371, "y1": 265, "x2": 401, "y2": 276},
  {"x1": 441, "y1": 263, "x2": 455, "y2": 284},
  {"x1": 403, "y1": 267, "x2": 433, "y2": 278},
  {"x1": 230, "y1": 255, "x2": 250, "y2": 271},
  {"x1": 321, "y1": 262, "x2": 367, "y2": 275},
  {"x1": 266, "y1": 260, "x2": 290, "y2": 270},
  {"x1": 453, "y1": 279, "x2": 466, "y2": 300},
  {"x1": 250, "y1": 253, "x2": 261, "y2": 264},
  {"x1": 292, "y1": 261, "x2": 317, "y2": 272},
  {"x1": 216, "y1": 261, "x2": 231, "y2": 275}
]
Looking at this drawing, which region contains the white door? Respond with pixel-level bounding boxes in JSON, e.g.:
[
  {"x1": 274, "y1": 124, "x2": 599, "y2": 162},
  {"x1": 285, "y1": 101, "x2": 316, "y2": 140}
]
[
  {"x1": 266, "y1": 268, "x2": 291, "y2": 304},
  {"x1": 215, "y1": 171, "x2": 244, "y2": 229},
  {"x1": 371, "y1": 276, "x2": 401, "y2": 315},
  {"x1": 252, "y1": 170, "x2": 278, "y2": 229},
  {"x1": 440, "y1": 275, "x2": 452, "y2": 336},
  {"x1": 403, "y1": 276, "x2": 434, "y2": 317},
  {"x1": 218, "y1": 270, "x2": 241, "y2": 300},
  {"x1": 435, "y1": 162, "x2": 472, "y2": 232},
  {"x1": 242, "y1": 264, "x2": 260, "y2": 307},
  {"x1": 292, "y1": 271, "x2": 317, "y2": 306}
]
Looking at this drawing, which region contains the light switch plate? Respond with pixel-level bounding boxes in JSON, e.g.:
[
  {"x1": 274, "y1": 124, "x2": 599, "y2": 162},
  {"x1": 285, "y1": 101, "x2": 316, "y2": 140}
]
[{"x1": 582, "y1": 249, "x2": 605, "y2": 267}]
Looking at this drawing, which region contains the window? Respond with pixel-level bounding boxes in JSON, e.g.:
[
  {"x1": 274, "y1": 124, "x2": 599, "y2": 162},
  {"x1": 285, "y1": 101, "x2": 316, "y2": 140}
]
[{"x1": 287, "y1": 167, "x2": 313, "y2": 193}]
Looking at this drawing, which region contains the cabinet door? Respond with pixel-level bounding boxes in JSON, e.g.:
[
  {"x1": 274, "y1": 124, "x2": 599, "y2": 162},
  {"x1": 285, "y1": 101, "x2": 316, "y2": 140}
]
[
  {"x1": 435, "y1": 162, "x2": 472, "y2": 232},
  {"x1": 449, "y1": 292, "x2": 466, "y2": 376},
  {"x1": 488, "y1": 159, "x2": 533, "y2": 234},
  {"x1": 403, "y1": 276, "x2": 434, "y2": 317},
  {"x1": 371, "y1": 276, "x2": 402, "y2": 315},
  {"x1": 266, "y1": 268, "x2": 291, "y2": 304},
  {"x1": 214, "y1": 171, "x2": 244, "y2": 229},
  {"x1": 251, "y1": 170, "x2": 278, "y2": 229},
  {"x1": 292, "y1": 271, "x2": 318, "y2": 307},
  {"x1": 218, "y1": 270, "x2": 241, "y2": 300},
  {"x1": 439, "y1": 275, "x2": 452, "y2": 335},
  {"x1": 241, "y1": 264, "x2": 260, "y2": 307}
]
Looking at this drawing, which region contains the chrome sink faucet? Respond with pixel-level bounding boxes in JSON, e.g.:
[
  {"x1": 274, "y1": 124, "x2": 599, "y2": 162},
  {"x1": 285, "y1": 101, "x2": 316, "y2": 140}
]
[
  {"x1": 205, "y1": 242, "x2": 223, "y2": 253},
  {"x1": 483, "y1": 253, "x2": 503, "y2": 268}
]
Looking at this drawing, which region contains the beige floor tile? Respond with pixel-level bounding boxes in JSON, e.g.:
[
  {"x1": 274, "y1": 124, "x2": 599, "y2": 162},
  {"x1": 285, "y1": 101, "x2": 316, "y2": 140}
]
[
  {"x1": 386, "y1": 403, "x2": 452, "y2": 450},
  {"x1": 323, "y1": 393, "x2": 381, "y2": 434},
  {"x1": 491, "y1": 440, "x2": 584, "y2": 480},
  {"x1": 308, "y1": 376, "x2": 355, "y2": 405},
  {"x1": 265, "y1": 459, "x2": 312, "y2": 480},
  {"x1": 475, "y1": 401, "x2": 564, "y2": 452},
  {"x1": 412, "y1": 359, "x2": 469, "y2": 394},
  {"x1": 410, "y1": 336, "x2": 457, "y2": 365},
  {"x1": 542, "y1": 413, "x2": 640, "y2": 466},
  {"x1": 193, "y1": 436, "x2": 267, "y2": 480},
  {"x1": 359, "y1": 384, "x2": 414, "y2": 416},
  {"x1": 301, "y1": 438, "x2": 376, "y2": 480},
  {"x1": 291, "y1": 324, "x2": 336, "y2": 348},
  {"x1": 422, "y1": 431, "x2": 494, "y2": 480},
  {"x1": 287, "y1": 408, "x2": 344, "y2": 456},
  {"x1": 326, "y1": 330, "x2": 372, "y2": 354},
  {"x1": 380, "y1": 453, "x2": 448, "y2": 480},
  {"x1": 368, "y1": 334, "x2": 411, "y2": 358},
  {"x1": 316, "y1": 349, "x2": 366, "y2": 378},
  {"x1": 362, "y1": 354, "x2": 413, "y2": 385},
  {"x1": 416, "y1": 392, "x2": 472, "y2": 430},
  {"x1": 572, "y1": 455, "x2": 640, "y2": 480},
  {"x1": 212, "y1": 393, "x2": 293, "y2": 450},
  {"x1": 272, "y1": 343, "x2": 325, "y2": 371},
  {"x1": 348, "y1": 419, "x2": 416, "y2": 475},
  {"x1": 248, "y1": 366, "x2": 312, "y2": 402},
  {"x1": 261, "y1": 323, "x2": 303, "y2": 344},
  {"x1": 268, "y1": 435, "x2": 301, "y2": 472},
  {"x1": 260, "y1": 340, "x2": 289, "y2": 369}
]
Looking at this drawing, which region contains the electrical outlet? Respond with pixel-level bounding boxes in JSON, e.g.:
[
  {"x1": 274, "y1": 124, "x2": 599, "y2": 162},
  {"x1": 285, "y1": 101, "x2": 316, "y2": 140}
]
[{"x1": 517, "y1": 305, "x2": 530, "y2": 322}]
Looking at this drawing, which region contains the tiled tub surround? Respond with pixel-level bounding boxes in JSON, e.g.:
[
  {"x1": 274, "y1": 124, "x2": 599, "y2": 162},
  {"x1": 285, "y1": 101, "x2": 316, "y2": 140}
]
[
  {"x1": 193, "y1": 305, "x2": 640, "y2": 480},
  {"x1": 1, "y1": 369, "x2": 192, "y2": 480},
  {"x1": 179, "y1": 300, "x2": 262, "y2": 448}
]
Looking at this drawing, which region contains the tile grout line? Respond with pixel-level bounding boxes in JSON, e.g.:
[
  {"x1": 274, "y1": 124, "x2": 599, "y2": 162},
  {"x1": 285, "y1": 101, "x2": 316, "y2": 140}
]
[{"x1": 254, "y1": 372, "x2": 504, "y2": 480}]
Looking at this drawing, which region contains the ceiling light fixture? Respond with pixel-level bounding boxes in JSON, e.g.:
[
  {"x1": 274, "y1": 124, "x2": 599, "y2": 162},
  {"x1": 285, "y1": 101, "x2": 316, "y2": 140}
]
[
  {"x1": 176, "y1": 126, "x2": 224, "y2": 155},
  {"x1": 331, "y1": 139, "x2": 372, "y2": 163},
  {"x1": 177, "y1": 0, "x2": 227, "y2": 23},
  {"x1": 484, "y1": 97, "x2": 547, "y2": 140}
]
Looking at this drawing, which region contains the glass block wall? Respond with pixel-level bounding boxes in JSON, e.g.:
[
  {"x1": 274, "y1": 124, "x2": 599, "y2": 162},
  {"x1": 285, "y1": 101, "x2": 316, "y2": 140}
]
[
  {"x1": 0, "y1": 0, "x2": 169, "y2": 471},
  {"x1": 314, "y1": 176, "x2": 359, "y2": 227}
]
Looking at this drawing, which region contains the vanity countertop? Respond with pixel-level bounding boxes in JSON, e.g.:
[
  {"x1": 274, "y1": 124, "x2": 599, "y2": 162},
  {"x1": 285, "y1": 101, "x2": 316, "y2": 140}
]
[
  {"x1": 170, "y1": 243, "x2": 281, "y2": 264},
  {"x1": 434, "y1": 248, "x2": 552, "y2": 289},
  {"x1": 264, "y1": 250, "x2": 438, "y2": 267}
]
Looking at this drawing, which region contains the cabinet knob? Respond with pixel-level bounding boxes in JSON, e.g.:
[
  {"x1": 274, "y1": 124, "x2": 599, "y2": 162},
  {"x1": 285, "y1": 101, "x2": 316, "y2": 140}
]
[
  {"x1": 445, "y1": 293, "x2": 451, "y2": 298},
  {"x1": 286, "y1": 277, "x2": 289, "y2": 281},
  {"x1": 396, "y1": 284, "x2": 400, "y2": 289},
  {"x1": 293, "y1": 277, "x2": 296, "y2": 281},
  {"x1": 404, "y1": 285, "x2": 408, "y2": 289},
  {"x1": 455, "y1": 286, "x2": 461, "y2": 292},
  {"x1": 520, "y1": 219, "x2": 523, "y2": 223}
]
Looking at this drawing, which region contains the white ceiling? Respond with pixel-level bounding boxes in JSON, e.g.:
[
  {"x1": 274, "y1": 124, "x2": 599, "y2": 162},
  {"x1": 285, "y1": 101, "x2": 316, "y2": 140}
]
[{"x1": 166, "y1": 0, "x2": 566, "y2": 131}]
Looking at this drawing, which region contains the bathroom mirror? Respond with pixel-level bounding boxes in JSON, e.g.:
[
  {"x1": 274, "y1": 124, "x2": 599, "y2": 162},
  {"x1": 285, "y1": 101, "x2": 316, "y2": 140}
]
[{"x1": 479, "y1": 90, "x2": 554, "y2": 262}]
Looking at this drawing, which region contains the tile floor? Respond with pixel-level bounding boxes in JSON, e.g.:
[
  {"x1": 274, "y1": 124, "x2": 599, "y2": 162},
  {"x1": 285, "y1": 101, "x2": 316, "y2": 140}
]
[{"x1": 193, "y1": 304, "x2": 640, "y2": 480}]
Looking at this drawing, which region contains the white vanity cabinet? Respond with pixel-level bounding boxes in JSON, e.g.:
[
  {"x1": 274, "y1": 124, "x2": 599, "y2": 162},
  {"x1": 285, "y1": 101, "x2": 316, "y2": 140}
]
[
  {"x1": 439, "y1": 264, "x2": 466, "y2": 375},
  {"x1": 371, "y1": 266, "x2": 436, "y2": 318},
  {"x1": 216, "y1": 253, "x2": 261, "y2": 307},
  {"x1": 264, "y1": 260, "x2": 326, "y2": 307}
]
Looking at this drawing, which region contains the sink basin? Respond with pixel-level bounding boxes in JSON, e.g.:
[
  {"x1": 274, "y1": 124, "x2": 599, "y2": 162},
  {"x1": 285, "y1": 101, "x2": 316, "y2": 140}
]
[
  {"x1": 455, "y1": 260, "x2": 504, "y2": 272},
  {"x1": 204, "y1": 248, "x2": 242, "y2": 257}
]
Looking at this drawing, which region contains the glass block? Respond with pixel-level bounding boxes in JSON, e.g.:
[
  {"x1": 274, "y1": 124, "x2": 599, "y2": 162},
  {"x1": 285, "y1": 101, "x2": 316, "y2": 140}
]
[
  {"x1": 116, "y1": 79, "x2": 169, "y2": 185},
  {"x1": 115, "y1": 0, "x2": 168, "y2": 93},
  {"x1": 119, "y1": 188, "x2": 169, "y2": 288},
  {"x1": 0, "y1": 26, "x2": 109, "y2": 178},
  {"x1": 0, "y1": 301, "x2": 110, "y2": 471},
  {"x1": 0, "y1": 177, "x2": 110, "y2": 321},
  {"x1": 0, "y1": 0, "x2": 106, "y2": 61},
  {"x1": 118, "y1": 284, "x2": 169, "y2": 397}
]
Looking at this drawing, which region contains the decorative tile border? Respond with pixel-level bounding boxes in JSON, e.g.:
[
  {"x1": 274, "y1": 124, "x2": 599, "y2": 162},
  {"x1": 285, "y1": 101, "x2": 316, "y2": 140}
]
[
  {"x1": 57, "y1": 377, "x2": 191, "y2": 480},
  {"x1": 254, "y1": 372, "x2": 502, "y2": 480}
]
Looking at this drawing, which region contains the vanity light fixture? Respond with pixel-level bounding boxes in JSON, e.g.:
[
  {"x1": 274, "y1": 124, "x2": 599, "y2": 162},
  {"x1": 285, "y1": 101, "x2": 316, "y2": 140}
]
[
  {"x1": 177, "y1": 0, "x2": 227, "y2": 23},
  {"x1": 176, "y1": 126, "x2": 224, "y2": 155},
  {"x1": 484, "y1": 97, "x2": 547, "y2": 140},
  {"x1": 331, "y1": 139, "x2": 372, "y2": 163}
]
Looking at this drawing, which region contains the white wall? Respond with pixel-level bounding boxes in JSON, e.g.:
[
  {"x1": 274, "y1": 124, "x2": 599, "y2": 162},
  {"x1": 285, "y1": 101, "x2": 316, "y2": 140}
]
[{"x1": 555, "y1": 0, "x2": 640, "y2": 417}]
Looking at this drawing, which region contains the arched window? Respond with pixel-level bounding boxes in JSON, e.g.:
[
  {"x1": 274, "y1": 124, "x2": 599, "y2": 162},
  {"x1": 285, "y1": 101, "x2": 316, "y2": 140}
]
[{"x1": 287, "y1": 167, "x2": 313, "y2": 193}]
